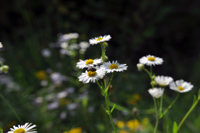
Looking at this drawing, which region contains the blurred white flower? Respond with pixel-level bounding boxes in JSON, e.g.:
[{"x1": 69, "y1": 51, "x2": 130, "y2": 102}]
[
  {"x1": 60, "y1": 42, "x2": 68, "y2": 49},
  {"x1": 67, "y1": 103, "x2": 78, "y2": 110},
  {"x1": 60, "y1": 111, "x2": 67, "y2": 119},
  {"x1": 148, "y1": 88, "x2": 164, "y2": 98},
  {"x1": 79, "y1": 41, "x2": 89, "y2": 49},
  {"x1": 42, "y1": 48, "x2": 51, "y2": 57},
  {"x1": 40, "y1": 80, "x2": 48, "y2": 86},
  {"x1": 69, "y1": 43, "x2": 79, "y2": 50},
  {"x1": 50, "y1": 72, "x2": 68, "y2": 85},
  {"x1": 58, "y1": 33, "x2": 79, "y2": 42},
  {"x1": 57, "y1": 90, "x2": 68, "y2": 98},
  {"x1": 139, "y1": 55, "x2": 163, "y2": 66},
  {"x1": 47, "y1": 101, "x2": 59, "y2": 110},
  {"x1": 169, "y1": 80, "x2": 193, "y2": 93},
  {"x1": 67, "y1": 87, "x2": 75, "y2": 93}
]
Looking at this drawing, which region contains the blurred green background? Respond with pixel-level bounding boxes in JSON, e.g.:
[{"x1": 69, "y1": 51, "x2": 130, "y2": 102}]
[{"x1": 0, "y1": 0, "x2": 200, "y2": 133}]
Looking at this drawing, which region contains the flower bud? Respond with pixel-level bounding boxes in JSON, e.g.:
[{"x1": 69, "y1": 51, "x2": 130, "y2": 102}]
[
  {"x1": 102, "y1": 42, "x2": 108, "y2": 48},
  {"x1": 151, "y1": 80, "x2": 157, "y2": 87},
  {"x1": 0, "y1": 65, "x2": 9, "y2": 73},
  {"x1": 137, "y1": 63, "x2": 144, "y2": 71}
]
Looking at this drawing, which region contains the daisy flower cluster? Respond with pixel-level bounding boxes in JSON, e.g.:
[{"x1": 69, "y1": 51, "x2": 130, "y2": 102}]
[
  {"x1": 76, "y1": 35, "x2": 127, "y2": 132},
  {"x1": 137, "y1": 54, "x2": 194, "y2": 98},
  {"x1": 137, "y1": 54, "x2": 195, "y2": 133},
  {"x1": 76, "y1": 35, "x2": 127, "y2": 84}
]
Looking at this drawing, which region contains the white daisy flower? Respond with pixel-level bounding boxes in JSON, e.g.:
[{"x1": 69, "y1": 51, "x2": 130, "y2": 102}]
[
  {"x1": 148, "y1": 88, "x2": 164, "y2": 98},
  {"x1": 89, "y1": 35, "x2": 111, "y2": 45},
  {"x1": 7, "y1": 123, "x2": 37, "y2": 133},
  {"x1": 76, "y1": 58, "x2": 103, "y2": 69},
  {"x1": 101, "y1": 61, "x2": 127, "y2": 73},
  {"x1": 78, "y1": 68, "x2": 106, "y2": 84},
  {"x1": 155, "y1": 75, "x2": 173, "y2": 87},
  {"x1": 139, "y1": 55, "x2": 163, "y2": 66},
  {"x1": 0, "y1": 42, "x2": 3, "y2": 48},
  {"x1": 169, "y1": 80, "x2": 193, "y2": 93}
]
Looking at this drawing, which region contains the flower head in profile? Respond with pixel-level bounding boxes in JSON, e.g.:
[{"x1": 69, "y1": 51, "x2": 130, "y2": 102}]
[
  {"x1": 78, "y1": 67, "x2": 106, "y2": 84},
  {"x1": 169, "y1": 80, "x2": 193, "y2": 93},
  {"x1": 101, "y1": 61, "x2": 127, "y2": 73},
  {"x1": 155, "y1": 75, "x2": 173, "y2": 87},
  {"x1": 76, "y1": 58, "x2": 103, "y2": 69},
  {"x1": 148, "y1": 88, "x2": 164, "y2": 98},
  {"x1": 139, "y1": 55, "x2": 163, "y2": 66},
  {"x1": 89, "y1": 35, "x2": 111, "y2": 45},
  {"x1": 7, "y1": 122, "x2": 37, "y2": 133},
  {"x1": 0, "y1": 42, "x2": 3, "y2": 48}
]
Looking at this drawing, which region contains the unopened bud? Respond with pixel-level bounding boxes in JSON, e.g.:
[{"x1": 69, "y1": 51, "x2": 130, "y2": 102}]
[
  {"x1": 102, "y1": 42, "x2": 108, "y2": 48},
  {"x1": 152, "y1": 75, "x2": 155, "y2": 80},
  {"x1": 137, "y1": 63, "x2": 144, "y2": 71},
  {"x1": 0, "y1": 65, "x2": 9, "y2": 73},
  {"x1": 151, "y1": 80, "x2": 157, "y2": 86}
]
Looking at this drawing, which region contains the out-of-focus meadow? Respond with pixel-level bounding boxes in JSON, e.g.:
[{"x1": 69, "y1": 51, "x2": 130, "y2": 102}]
[{"x1": 0, "y1": 0, "x2": 200, "y2": 133}]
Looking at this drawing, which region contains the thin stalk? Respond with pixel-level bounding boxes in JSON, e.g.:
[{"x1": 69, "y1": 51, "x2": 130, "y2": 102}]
[
  {"x1": 177, "y1": 96, "x2": 200, "y2": 131},
  {"x1": 0, "y1": 93, "x2": 23, "y2": 124},
  {"x1": 161, "y1": 94, "x2": 179, "y2": 118},
  {"x1": 153, "y1": 98, "x2": 159, "y2": 133},
  {"x1": 104, "y1": 95, "x2": 117, "y2": 133}
]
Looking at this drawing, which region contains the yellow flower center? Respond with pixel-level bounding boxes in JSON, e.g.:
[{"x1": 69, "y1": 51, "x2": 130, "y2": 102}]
[
  {"x1": 109, "y1": 64, "x2": 118, "y2": 69},
  {"x1": 85, "y1": 59, "x2": 94, "y2": 65},
  {"x1": 96, "y1": 37, "x2": 103, "y2": 41},
  {"x1": 177, "y1": 86, "x2": 184, "y2": 91},
  {"x1": 87, "y1": 71, "x2": 97, "y2": 77},
  {"x1": 147, "y1": 56, "x2": 155, "y2": 61},
  {"x1": 14, "y1": 128, "x2": 25, "y2": 133}
]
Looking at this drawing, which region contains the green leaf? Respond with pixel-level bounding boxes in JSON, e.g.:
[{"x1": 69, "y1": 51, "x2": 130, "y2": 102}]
[
  {"x1": 111, "y1": 104, "x2": 116, "y2": 113},
  {"x1": 173, "y1": 121, "x2": 178, "y2": 133}
]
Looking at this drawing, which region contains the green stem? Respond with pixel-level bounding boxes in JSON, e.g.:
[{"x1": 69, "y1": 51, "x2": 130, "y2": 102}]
[
  {"x1": 105, "y1": 95, "x2": 117, "y2": 133},
  {"x1": 0, "y1": 93, "x2": 23, "y2": 124},
  {"x1": 177, "y1": 95, "x2": 200, "y2": 131},
  {"x1": 153, "y1": 98, "x2": 159, "y2": 133}
]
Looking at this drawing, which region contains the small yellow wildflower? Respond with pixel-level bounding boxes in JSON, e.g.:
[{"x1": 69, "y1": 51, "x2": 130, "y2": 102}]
[
  {"x1": 127, "y1": 93, "x2": 141, "y2": 105},
  {"x1": 126, "y1": 119, "x2": 140, "y2": 131},
  {"x1": 116, "y1": 121, "x2": 124, "y2": 129},
  {"x1": 133, "y1": 93, "x2": 141, "y2": 101},
  {"x1": 36, "y1": 70, "x2": 47, "y2": 80},
  {"x1": 63, "y1": 127, "x2": 82, "y2": 133},
  {"x1": 142, "y1": 117, "x2": 149, "y2": 127}
]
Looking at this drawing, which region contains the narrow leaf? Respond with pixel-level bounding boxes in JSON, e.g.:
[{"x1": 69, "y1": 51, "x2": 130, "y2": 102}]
[
  {"x1": 111, "y1": 104, "x2": 116, "y2": 113},
  {"x1": 173, "y1": 121, "x2": 178, "y2": 133}
]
